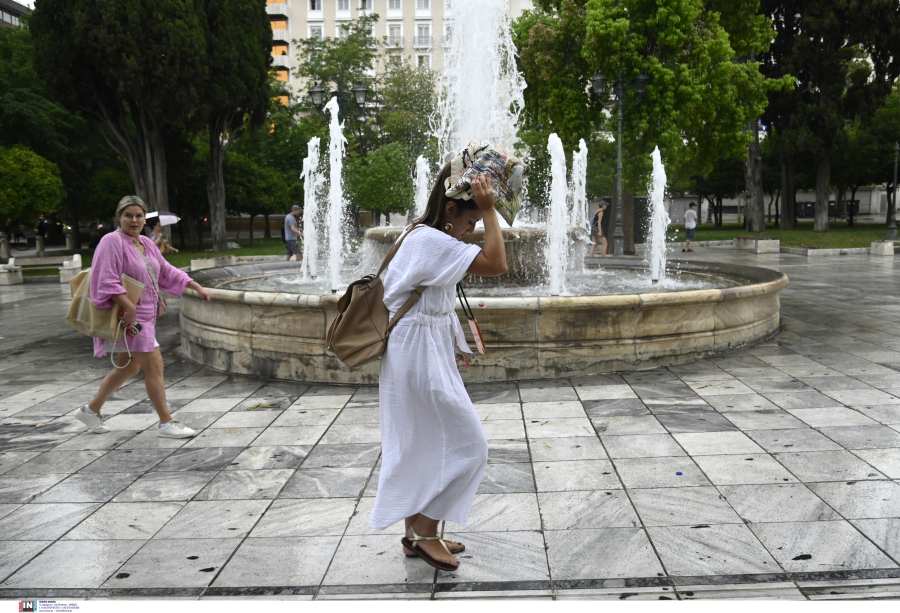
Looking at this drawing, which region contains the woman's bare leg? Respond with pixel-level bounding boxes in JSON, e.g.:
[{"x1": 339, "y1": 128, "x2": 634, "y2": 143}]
[
  {"x1": 87, "y1": 353, "x2": 141, "y2": 413},
  {"x1": 600, "y1": 236, "x2": 609, "y2": 256},
  {"x1": 130, "y1": 348, "x2": 173, "y2": 423}
]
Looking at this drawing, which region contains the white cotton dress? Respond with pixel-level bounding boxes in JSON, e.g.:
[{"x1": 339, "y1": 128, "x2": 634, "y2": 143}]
[{"x1": 369, "y1": 226, "x2": 489, "y2": 531}]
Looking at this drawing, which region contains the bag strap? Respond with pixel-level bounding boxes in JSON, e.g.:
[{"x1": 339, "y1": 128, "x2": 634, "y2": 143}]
[
  {"x1": 376, "y1": 224, "x2": 424, "y2": 278},
  {"x1": 387, "y1": 285, "x2": 425, "y2": 332}
]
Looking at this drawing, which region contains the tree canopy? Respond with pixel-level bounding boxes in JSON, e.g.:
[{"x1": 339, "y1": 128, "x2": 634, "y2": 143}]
[{"x1": 0, "y1": 145, "x2": 65, "y2": 224}]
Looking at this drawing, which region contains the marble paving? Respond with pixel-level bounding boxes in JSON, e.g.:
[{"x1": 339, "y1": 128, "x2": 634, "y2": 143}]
[{"x1": 1, "y1": 249, "x2": 900, "y2": 600}]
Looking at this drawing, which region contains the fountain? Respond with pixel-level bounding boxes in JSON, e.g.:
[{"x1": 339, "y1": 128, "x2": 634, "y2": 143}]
[
  {"x1": 648, "y1": 146, "x2": 670, "y2": 284},
  {"x1": 413, "y1": 155, "x2": 431, "y2": 219},
  {"x1": 300, "y1": 137, "x2": 322, "y2": 280},
  {"x1": 176, "y1": 0, "x2": 788, "y2": 383}
]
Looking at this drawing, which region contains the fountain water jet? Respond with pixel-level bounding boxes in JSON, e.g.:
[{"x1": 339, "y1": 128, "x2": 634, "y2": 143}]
[
  {"x1": 324, "y1": 97, "x2": 347, "y2": 293},
  {"x1": 300, "y1": 137, "x2": 323, "y2": 280},
  {"x1": 648, "y1": 146, "x2": 670, "y2": 284},
  {"x1": 413, "y1": 156, "x2": 431, "y2": 219},
  {"x1": 571, "y1": 139, "x2": 588, "y2": 230},
  {"x1": 546, "y1": 134, "x2": 569, "y2": 296}
]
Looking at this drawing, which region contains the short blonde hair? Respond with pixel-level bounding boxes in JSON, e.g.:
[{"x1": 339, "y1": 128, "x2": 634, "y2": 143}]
[{"x1": 115, "y1": 195, "x2": 148, "y2": 220}]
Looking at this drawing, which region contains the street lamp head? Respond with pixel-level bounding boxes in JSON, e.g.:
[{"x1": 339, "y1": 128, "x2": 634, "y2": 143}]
[
  {"x1": 351, "y1": 82, "x2": 368, "y2": 107},
  {"x1": 633, "y1": 73, "x2": 650, "y2": 99},
  {"x1": 590, "y1": 71, "x2": 608, "y2": 98},
  {"x1": 309, "y1": 82, "x2": 326, "y2": 110}
]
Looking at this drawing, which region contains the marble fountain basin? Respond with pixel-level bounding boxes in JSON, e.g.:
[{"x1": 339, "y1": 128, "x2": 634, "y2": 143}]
[{"x1": 179, "y1": 257, "x2": 788, "y2": 384}]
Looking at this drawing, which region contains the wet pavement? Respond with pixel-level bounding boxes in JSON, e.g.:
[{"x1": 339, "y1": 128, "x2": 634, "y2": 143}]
[{"x1": 0, "y1": 246, "x2": 899, "y2": 600}]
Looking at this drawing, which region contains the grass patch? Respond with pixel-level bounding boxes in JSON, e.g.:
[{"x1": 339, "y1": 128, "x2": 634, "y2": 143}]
[{"x1": 667, "y1": 221, "x2": 890, "y2": 249}]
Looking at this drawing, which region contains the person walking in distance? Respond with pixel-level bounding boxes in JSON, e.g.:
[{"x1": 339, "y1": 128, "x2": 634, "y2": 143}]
[
  {"x1": 683, "y1": 202, "x2": 698, "y2": 252},
  {"x1": 588, "y1": 202, "x2": 609, "y2": 257},
  {"x1": 284, "y1": 205, "x2": 304, "y2": 261}
]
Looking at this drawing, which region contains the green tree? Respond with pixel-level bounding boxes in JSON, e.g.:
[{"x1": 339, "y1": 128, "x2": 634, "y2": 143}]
[
  {"x1": 224, "y1": 150, "x2": 287, "y2": 247},
  {"x1": 29, "y1": 0, "x2": 208, "y2": 212},
  {"x1": 0, "y1": 145, "x2": 65, "y2": 224},
  {"x1": 687, "y1": 157, "x2": 745, "y2": 230},
  {"x1": 197, "y1": 0, "x2": 273, "y2": 252},
  {"x1": 380, "y1": 59, "x2": 438, "y2": 161},
  {"x1": 345, "y1": 142, "x2": 414, "y2": 224}
]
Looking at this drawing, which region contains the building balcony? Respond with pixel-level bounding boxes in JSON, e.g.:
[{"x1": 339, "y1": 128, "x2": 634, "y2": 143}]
[
  {"x1": 265, "y1": 2, "x2": 290, "y2": 19},
  {"x1": 416, "y1": 8, "x2": 432, "y2": 19},
  {"x1": 272, "y1": 29, "x2": 289, "y2": 42},
  {"x1": 386, "y1": 36, "x2": 404, "y2": 48},
  {"x1": 414, "y1": 35, "x2": 433, "y2": 49},
  {"x1": 272, "y1": 54, "x2": 291, "y2": 68}
]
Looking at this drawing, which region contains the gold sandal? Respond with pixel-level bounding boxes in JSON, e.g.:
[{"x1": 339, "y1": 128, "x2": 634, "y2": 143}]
[{"x1": 400, "y1": 528, "x2": 459, "y2": 571}]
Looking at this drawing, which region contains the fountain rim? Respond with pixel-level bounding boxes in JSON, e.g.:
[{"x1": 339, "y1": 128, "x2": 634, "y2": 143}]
[{"x1": 184, "y1": 259, "x2": 789, "y2": 308}]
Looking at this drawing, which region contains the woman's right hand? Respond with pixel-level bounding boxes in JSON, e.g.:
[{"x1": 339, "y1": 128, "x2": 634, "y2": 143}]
[
  {"x1": 471, "y1": 175, "x2": 495, "y2": 213},
  {"x1": 120, "y1": 306, "x2": 137, "y2": 326}
]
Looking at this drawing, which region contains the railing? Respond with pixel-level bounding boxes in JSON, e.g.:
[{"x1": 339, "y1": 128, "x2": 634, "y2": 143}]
[
  {"x1": 272, "y1": 55, "x2": 290, "y2": 68},
  {"x1": 265, "y1": 2, "x2": 290, "y2": 19},
  {"x1": 272, "y1": 29, "x2": 289, "y2": 42},
  {"x1": 386, "y1": 36, "x2": 404, "y2": 48},
  {"x1": 414, "y1": 35, "x2": 433, "y2": 48}
]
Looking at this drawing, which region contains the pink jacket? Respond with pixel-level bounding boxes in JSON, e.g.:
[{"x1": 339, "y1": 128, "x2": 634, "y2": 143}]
[{"x1": 90, "y1": 231, "x2": 191, "y2": 357}]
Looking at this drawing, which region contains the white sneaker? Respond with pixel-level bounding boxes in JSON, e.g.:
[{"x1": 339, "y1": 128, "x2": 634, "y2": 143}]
[
  {"x1": 75, "y1": 405, "x2": 110, "y2": 434},
  {"x1": 158, "y1": 420, "x2": 197, "y2": 439}
]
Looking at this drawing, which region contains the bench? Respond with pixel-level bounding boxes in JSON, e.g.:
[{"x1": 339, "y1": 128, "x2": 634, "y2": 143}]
[
  {"x1": 0, "y1": 254, "x2": 82, "y2": 285},
  {"x1": 733, "y1": 236, "x2": 780, "y2": 254},
  {"x1": 871, "y1": 240, "x2": 899, "y2": 256}
]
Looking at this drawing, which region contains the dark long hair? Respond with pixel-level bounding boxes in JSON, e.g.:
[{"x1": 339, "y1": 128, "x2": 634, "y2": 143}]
[{"x1": 411, "y1": 162, "x2": 479, "y2": 229}]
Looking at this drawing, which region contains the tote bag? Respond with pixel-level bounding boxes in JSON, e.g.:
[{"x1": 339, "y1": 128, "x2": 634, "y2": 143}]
[{"x1": 67, "y1": 269, "x2": 145, "y2": 341}]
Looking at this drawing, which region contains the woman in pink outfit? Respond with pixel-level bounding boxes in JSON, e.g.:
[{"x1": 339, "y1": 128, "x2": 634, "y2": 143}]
[{"x1": 75, "y1": 195, "x2": 211, "y2": 438}]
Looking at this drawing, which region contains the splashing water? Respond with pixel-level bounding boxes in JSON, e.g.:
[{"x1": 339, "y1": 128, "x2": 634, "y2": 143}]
[
  {"x1": 434, "y1": 0, "x2": 526, "y2": 164},
  {"x1": 648, "y1": 146, "x2": 670, "y2": 284},
  {"x1": 301, "y1": 137, "x2": 322, "y2": 280},
  {"x1": 571, "y1": 139, "x2": 588, "y2": 230},
  {"x1": 546, "y1": 134, "x2": 569, "y2": 296},
  {"x1": 324, "y1": 98, "x2": 347, "y2": 293},
  {"x1": 414, "y1": 156, "x2": 431, "y2": 219}
]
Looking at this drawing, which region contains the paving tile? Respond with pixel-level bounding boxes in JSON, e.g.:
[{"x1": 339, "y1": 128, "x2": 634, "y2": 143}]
[
  {"x1": 745, "y1": 428, "x2": 843, "y2": 453},
  {"x1": 704, "y1": 394, "x2": 781, "y2": 412},
  {"x1": 466, "y1": 383, "x2": 519, "y2": 404},
  {"x1": 786, "y1": 407, "x2": 879, "y2": 428},
  {"x1": 477, "y1": 463, "x2": 535, "y2": 494},
  {"x1": 856, "y1": 405, "x2": 900, "y2": 424},
  {"x1": 182, "y1": 427, "x2": 264, "y2": 449},
  {"x1": 538, "y1": 490, "x2": 639, "y2": 529},
  {"x1": 774, "y1": 450, "x2": 885, "y2": 482},
  {"x1": 280, "y1": 467, "x2": 371, "y2": 498},
  {"x1": 648, "y1": 524, "x2": 782, "y2": 575},
  {"x1": 518, "y1": 386, "x2": 578, "y2": 403},
  {"x1": 63, "y1": 502, "x2": 185, "y2": 540},
  {"x1": 718, "y1": 484, "x2": 839, "y2": 523},
  {"x1": 249, "y1": 498, "x2": 357, "y2": 537},
  {"x1": 853, "y1": 449, "x2": 900, "y2": 479},
  {"x1": 807, "y1": 481, "x2": 900, "y2": 519},
  {"x1": 612, "y1": 457, "x2": 710, "y2": 489},
  {"x1": 654, "y1": 410, "x2": 738, "y2": 434},
  {"x1": 0, "y1": 502, "x2": 102, "y2": 540},
  {"x1": 574, "y1": 385, "x2": 637, "y2": 401},
  {"x1": 178, "y1": 398, "x2": 247, "y2": 413},
  {"x1": 320, "y1": 423, "x2": 382, "y2": 445},
  {"x1": 591, "y1": 415, "x2": 666, "y2": 436},
  {"x1": 763, "y1": 391, "x2": 844, "y2": 410},
  {"x1": 1, "y1": 540, "x2": 144, "y2": 588},
  {"x1": 8, "y1": 450, "x2": 107, "y2": 475},
  {"x1": 487, "y1": 439, "x2": 530, "y2": 464},
  {"x1": 527, "y1": 437, "x2": 607, "y2": 462},
  {"x1": 686, "y1": 381, "x2": 756, "y2": 396},
  {"x1": 102, "y1": 538, "x2": 243, "y2": 588},
  {"x1": 692, "y1": 454, "x2": 798, "y2": 485},
  {"x1": 78, "y1": 448, "x2": 174, "y2": 473},
  {"x1": 824, "y1": 389, "x2": 900, "y2": 407},
  {"x1": 0, "y1": 452, "x2": 41, "y2": 475},
  {"x1": 630, "y1": 486, "x2": 743, "y2": 527},
  {"x1": 332, "y1": 406, "x2": 380, "y2": 425},
  {"x1": 0, "y1": 541, "x2": 51, "y2": 584},
  {"x1": 210, "y1": 411, "x2": 280, "y2": 429},
  {"x1": 289, "y1": 395, "x2": 353, "y2": 410},
  {"x1": 438, "y1": 530, "x2": 550, "y2": 583},
  {"x1": 522, "y1": 401, "x2": 587, "y2": 419},
  {"x1": 115, "y1": 429, "x2": 192, "y2": 450},
  {"x1": 749, "y1": 521, "x2": 898, "y2": 572},
  {"x1": 194, "y1": 469, "x2": 294, "y2": 500},
  {"x1": 850, "y1": 518, "x2": 900, "y2": 561},
  {"x1": 249, "y1": 425, "x2": 330, "y2": 446},
  {"x1": 225, "y1": 445, "x2": 310, "y2": 470},
  {"x1": 544, "y1": 528, "x2": 664, "y2": 580},
  {"x1": 32, "y1": 472, "x2": 141, "y2": 503},
  {"x1": 271, "y1": 409, "x2": 340, "y2": 427},
  {"x1": 817, "y1": 425, "x2": 900, "y2": 450},
  {"x1": 524, "y1": 417, "x2": 594, "y2": 438},
  {"x1": 533, "y1": 459, "x2": 619, "y2": 492},
  {"x1": 113, "y1": 471, "x2": 218, "y2": 502},
  {"x1": 480, "y1": 420, "x2": 526, "y2": 440},
  {"x1": 673, "y1": 432, "x2": 764, "y2": 456},
  {"x1": 0, "y1": 474, "x2": 67, "y2": 503},
  {"x1": 212, "y1": 536, "x2": 340, "y2": 588},
  {"x1": 154, "y1": 500, "x2": 270, "y2": 539},
  {"x1": 474, "y1": 403, "x2": 523, "y2": 421},
  {"x1": 451, "y1": 493, "x2": 542, "y2": 532},
  {"x1": 581, "y1": 398, "x2": 650, "y2": 418},
  {"x1": 322, "y1": 533, "x2": 436, "y2": 585},
  {"x1": 722, "y1": 410, "x2": 809, "y2": 431},
  {"x1": 601, "y1": 434, "x2": 685, "y2": 459}
]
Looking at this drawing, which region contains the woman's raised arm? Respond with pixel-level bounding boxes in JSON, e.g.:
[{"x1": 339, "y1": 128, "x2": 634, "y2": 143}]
[{"x1": 466, "y1": 176, "x2": 508, "y2": 277}]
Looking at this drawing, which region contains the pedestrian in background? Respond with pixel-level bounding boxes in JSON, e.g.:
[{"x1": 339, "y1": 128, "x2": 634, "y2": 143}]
[
  {"x1": 589, "y1": 202, "x2": 609, "y2": 257},
  {"x1": 683, "y1": 202, "x2": 698, "y2": 252},
  {"x1": 283, "y1": 205, "x2": 304, "y2": 261}
]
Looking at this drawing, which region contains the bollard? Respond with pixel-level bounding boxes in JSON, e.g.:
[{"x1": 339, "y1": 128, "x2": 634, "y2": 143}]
[
  {"x1": 0, "y1": 232, "x2": 9, "y2": 260},
  {"x1": 65, "y1": 230, "x2": 76, "y2": 250},
  {"x1": 35, "y1": 235, "x2": 45, "y2": 256}
]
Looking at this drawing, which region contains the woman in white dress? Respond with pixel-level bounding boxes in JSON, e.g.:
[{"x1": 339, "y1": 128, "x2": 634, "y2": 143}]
[{"x1": 369, "y1": 166, "x2": 508, "y2": 571}]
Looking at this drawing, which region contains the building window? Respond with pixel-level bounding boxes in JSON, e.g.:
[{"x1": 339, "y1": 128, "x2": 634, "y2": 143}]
[
  {"x1": 417, "y1": 0, "x2": 430, "y2": 9},
  {"x1": 309, "y1": 25, "x2": 323, "y2": 40},
  {"x1": 417, "y1": 55, "x2": 431, "y2": 68},
  {"x1": 388, "y1": 24, "x2": 402, "y2": 46},
  {"x1": 338, "y1": 0, "x2": 350, "y2": 9},
  {"x1": 337, "y1": 25, "x2": 350, "y2": 40},
  {"x1": 389, "y1": 0, "x2": 402, "y2": 9},
  {"x1": 271, "y1": 20, "x2": 287, "y2": 29},
  {"x1": 310, "y1": 0, "x2": 322, "y2": 10},
  {"x1": 416, "y1": 24, "x2": 431, "y2": 45},
  {"x1": 360, "y1": 0, "x2": 373, "y2": 9}
]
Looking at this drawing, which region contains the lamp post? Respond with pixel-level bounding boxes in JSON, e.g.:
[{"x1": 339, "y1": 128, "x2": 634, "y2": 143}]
[
  {"x1": 886, "y1": 142, "x2": 899, "y2": 241},
  {"x1": 590, "y1": 68, "x2": 649, "y2": 256},
  {"x1": 308, "y1": 80, "x2": 370, "y2": 115}
]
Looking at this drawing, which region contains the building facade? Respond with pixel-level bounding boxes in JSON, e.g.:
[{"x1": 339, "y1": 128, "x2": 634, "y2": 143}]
[
  {"x1": 267, "y1": 0, "x2": 533, "y2": 98},
  {"x1": 0, "y1": 0, "x2": 29, "y2": 27}
]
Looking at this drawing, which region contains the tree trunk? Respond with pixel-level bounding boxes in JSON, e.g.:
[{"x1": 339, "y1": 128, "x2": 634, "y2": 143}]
[
  {"x1": 207, "y1": 128, "x2": 228, "y2": 252},
  {"x1": 264, "y1": 214, "x2": 272, "y2": 239},
  {"x1": 780, "y1": 162, "x2": 796, "y2": 230},
  {"x1": 814, "y1": 158, "x2": 830, "y2": 232},
  {"x1": 745, "y1": 121, "x2": 765, "y2": 232},
  {"x1": 177, "y1": 207, "x2": 186, "y2": 250},
  {"x1": 249, "y1": 214, "x2": 255, "y2": 248},
  {"x1": 886, "y1": 181, "x2": 895, "y2": 226},
  {"x1": 848, "y1": 186, "x2": 858, "y2": 228},
  {"x1": 197, "y1": 218, "x2": 205, "y2": 251},
  {"x1": 772, "y1": 191, "x2": 780, "y2": 226},
  {"x1": 835, "y1": 186, "x2": 845, "y2": 222},
  {"x1": 374, "y1": 210, "x2": 382, "y2": 226}
]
